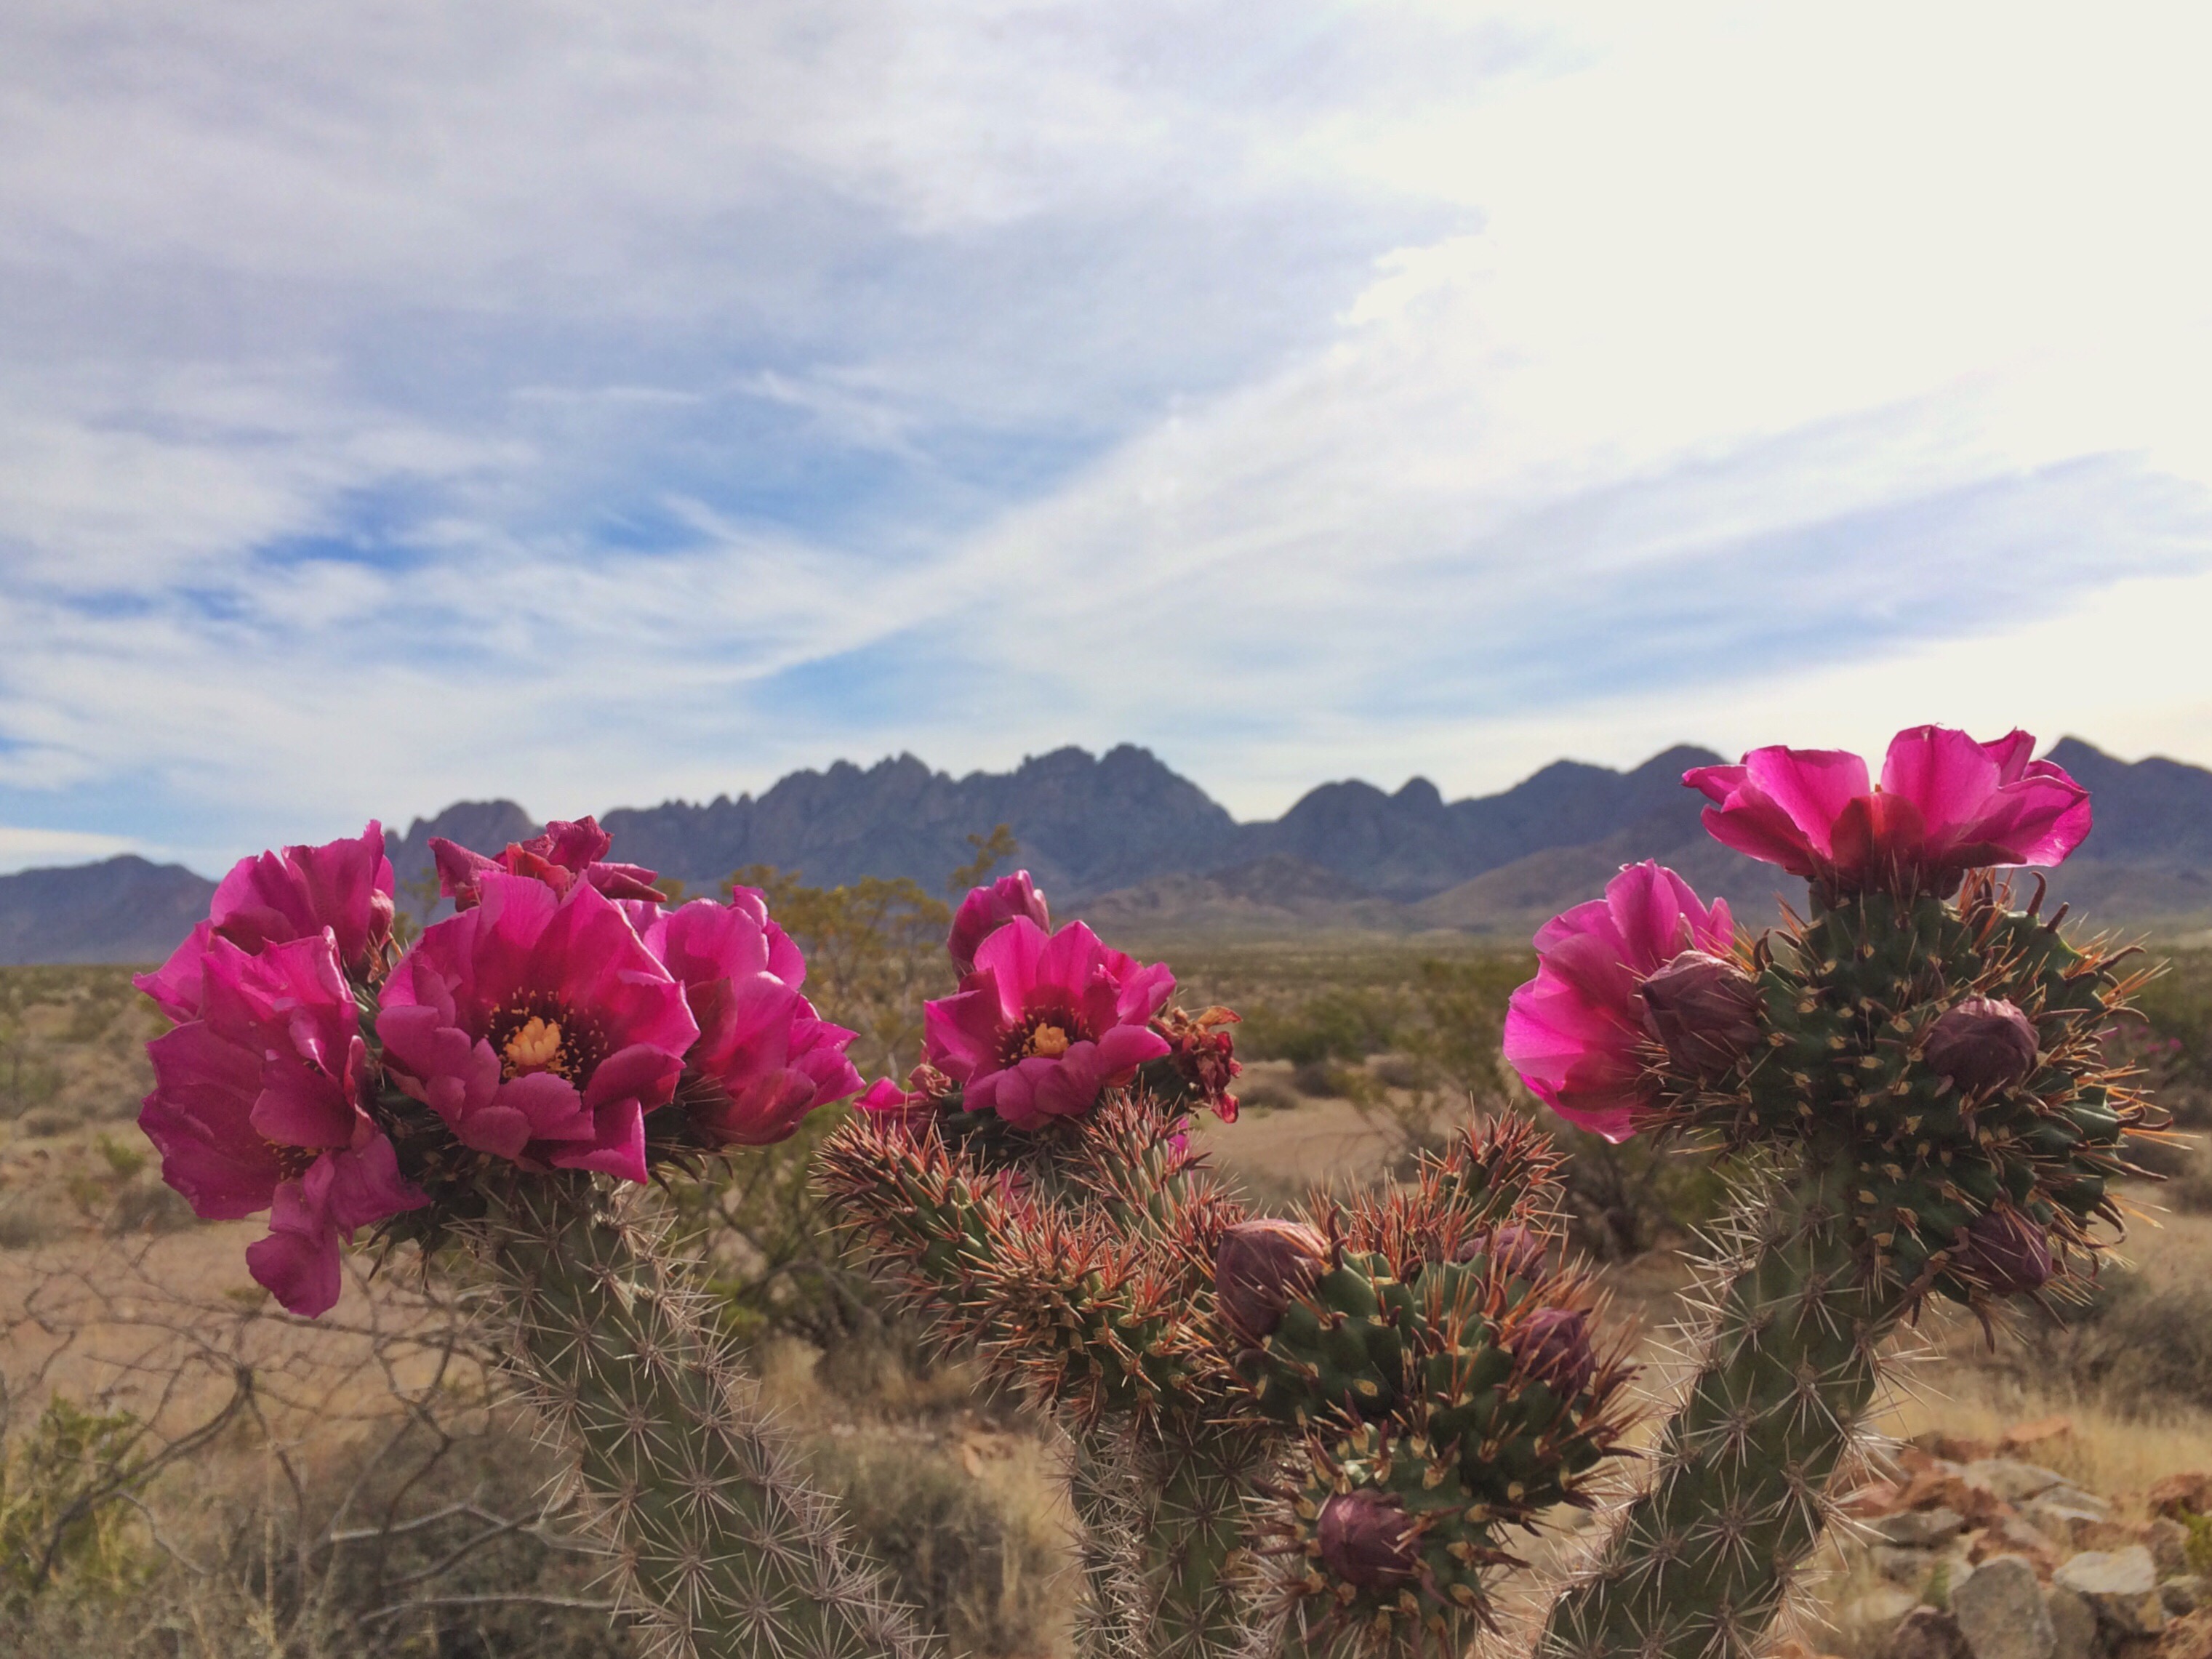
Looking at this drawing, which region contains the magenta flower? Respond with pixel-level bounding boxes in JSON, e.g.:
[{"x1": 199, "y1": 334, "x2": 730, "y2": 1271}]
[
  {"x1": 377, "y1": 874, "x2": 698, "y2": 1184},
  {"x1": 433, "y1": 816, "x2": 664, "y2": 911},
  {"x1": 947, "y1": 871, "x2": 1052, "y2": 976},
  {"x1": 137, "y1": 823, "x2": 396, "y2": 1020},
  {"x1": 644, "y1": 892, "x2": 862, "y2": 1147},
  {"x1": 1683, "y1": 726, "x2": 2091, "y2": 896},
  {"x1": 1503, "y1": 861, "x2": 1736, "y2": 1143},
  {"x1": 855, "y1": 1076, "x2": 938, "y2": 1133},
  {"x1": 139, "y1": 932, "x2": 425, "y2": 1316},
  {"x1": 923, "y1": 918, "x2": 1175, "y2": 1129}
]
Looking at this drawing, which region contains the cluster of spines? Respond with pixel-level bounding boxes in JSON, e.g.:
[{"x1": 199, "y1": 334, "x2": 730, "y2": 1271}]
[
  {"x1": 469, "y1": 1176, "x2": 929, "y2": 1659},
  {"x1": 816, "y1": 1090, "x2": 1234, "y2": 1426},
  {"x1": 1238, "y1": 1124, "x2": 1637, "y2": 1655}
]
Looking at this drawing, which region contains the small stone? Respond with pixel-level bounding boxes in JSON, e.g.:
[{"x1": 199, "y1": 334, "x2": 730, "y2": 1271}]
[
  {"x1": 2053, "y1": 1546, "x2": 2165, "y2": 1636},
  {"x1": 1972, "y1": 1517, "x2": 2061, "y2": 1572},
  {"x1": 2043, "y1": 1586, "x2": 2096, "y2": 1659},
  {"x1": 2165, "y1": 1577, "x2": 2205, "y2": 1617},
  {"x1": 1952, "y1": 1556, "x2": 2056, "y2": 1659},
  {"x1": 2147, "y1": 1517, "x2": 2192, "y2": 1577},
  {"x1": 1966, "y1": 1461, "x2": 2071, "y2": 1503},
  {"x1": 1878, "y1": 1510, "x2": 1971, "y2": 1548},
  {"x1": 2147, "y1": 1474, "x2": 2212, "y2": 1520},
  {"x1": 1844, "y1": 1587, "x2": 1926, "y2": 1641},
  {"x1": 2001, "y1": 1418, "x2": 2074, "y2": 1454},
  {"x1": 1875, "y1": 1545, "x2": 1941, "y2": 1584},
  {"x1": 1888, "y1": 1607, "x2": 1970, "y2": 1659},
  {"x1": 2023, "y1": 1501, "x2": 2112, "y2": 1551},
  {"x1": 2162, "y1": 1609, "x2": 2212, "y2": 1659}
]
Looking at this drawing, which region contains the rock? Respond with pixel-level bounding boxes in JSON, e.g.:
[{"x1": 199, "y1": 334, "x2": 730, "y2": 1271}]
[
  {"x1": 2026, "y1": 1501, "x2": 2112, "y2": 1551},
  {"x1": 2055, "y1": 1546, "x2": 2166, "y2": 1637},
  {"x1": 1968, "y1": 1461, "x2": 2072, "y2": 1504},
  {"x1": 2147, "y1": 1474, "x2": 2212, "y2": 1520},
  {"x1": 1876, "y1": 1545, "x2": 1944, "y2": 1585},
  {"x1": 1879, "y1": 1511, "x2": 1972, "y2": 1548},
  {"x1": 1845, "y1": 1587, "x2": 1927, "y2": 1639},
  {"x1": 2149, "y1": 1519, "x2": 2193, "y2": 1578},
  {"x1": 1973, "y1": 1517, "x2": 2062, "y2": 1573},
  {"x1": 1889, "y1": 1607, "x2": 1971, "y2": 1659},
  {"x1": 2165, "y1": 1578, "x2": 2205, "y2": 1618},
  {"x1": 2043, "y1": 1586, "x2": 2096, "y2": 1659},
  {"x1": 2160, "y1": 1608, "x2": 2212, "y2": 1659},
  {"x1": 1954, "y1": 1556, "x2": 2058, "y2": 1659},
  {"x1": 1847, "y1": 1480, "x2": 1913, "y2": 1516},
  {"x1": 2001, "y1": 1418, "x2": 2074, "y2": 1454}
]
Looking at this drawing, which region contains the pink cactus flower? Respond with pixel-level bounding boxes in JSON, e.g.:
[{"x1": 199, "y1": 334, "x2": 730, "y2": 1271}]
[
  {"x1": 947, "y1": 871, "x2": 1052, "y2": 976},
  {"x1": 137, "y1": 823, "x2": 396, "y2": 1020},
  {"x1": 643, "y1": 891, "x2": 862, "y2": 1147},
  {"x1": 855, "y1": 1076, "x2": 938, "y2": 1133},
  {"x1": 138, "y1": 931, "x2": 425, "y2": 1316},
  {"x1": 377, "y1": 873, "x2": 698, "y2": 1184},
  {"x1": 1503, "y1": 861, "x2": 1737, "y2": 1143},
  {"x1": 1683, "y1": 726, "x2": 2091, "y2": 896},
  {"x1": 923, "y1": 918, "x2": 1175, "y2": 1130},
  {"x1": 432, "y1": 816, "x2": 664, "y2": 911}
]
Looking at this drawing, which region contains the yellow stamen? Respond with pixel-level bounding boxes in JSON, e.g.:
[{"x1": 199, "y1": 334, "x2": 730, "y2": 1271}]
[
  {"x1": 1025, "y1": 1023, "x2": 1071, "y2": 1059},
  {"x1": 503, "y1": 1016, "x2": 569, "y2": 1077}
]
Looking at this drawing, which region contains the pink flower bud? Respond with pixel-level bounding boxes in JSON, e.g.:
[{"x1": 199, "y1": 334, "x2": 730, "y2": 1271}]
[
  {"x1": 1315, "y1": 1490, "x2": 1421, "y2": 1589},
  {"x1": 1511, "y1": 1307, "x2": 1595, "y2": 1397},
  {"x1": 1924, "y1": 997, "x2": 2039, "y2": 1096},
  {"x1": 1638, "y1": 949, "x2": 1763, "y2": 1079},
  {"x1": 1963, "y1": 1208, "x2": 2053, "y2": 1294},
  {"x1": 1459, "y1": 1224, "x2": 1548, "y2": 1280},
  {"x1": 1214, "y1": 1218, "x2": 1330, "y2": 1345}
]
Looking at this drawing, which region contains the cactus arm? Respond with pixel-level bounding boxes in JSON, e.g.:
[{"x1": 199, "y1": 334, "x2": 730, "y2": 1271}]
[
  {"x1": 476, "y1": 1176, "x2": 930, "y2": 1659},
  {"x1": 1539, "y1": 1157, "x2": 1892, "y2": 1659}
]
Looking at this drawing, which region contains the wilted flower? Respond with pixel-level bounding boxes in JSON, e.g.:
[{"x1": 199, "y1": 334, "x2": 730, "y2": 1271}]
[
  {"x1": 947, "y1": 871, "x2": 1051, "y2": 976},
  {"x1": 1960, "y1": 1208, "x2": 2055, "y2": 1294},
  {"x1": 1638, "y1": 949, "x2": 1764, "y2": 1079},
  {"x1": 1923, "y1": 996, "x2": 2040, "y2": 1096},
  {"x1": 1510, "y1": 1307, "x2": 1595, "y2": 1397},
  {"x1": 1214, "y1": 1218, "x2": 1331, "y2": 1346},
  {"x1": 137, "y1": 823, "x2": 396, "y2": 1019},
  {"x1": 1147, "y1": 1004, "x2": 1243, "y2": 1122},
  {"x1": 432, "y1": 816, "x2": 663, "y2": 911},
  {"x1": 1684, "y1": 726, "x2": 2091, "y2": 897},
  {"x1": 138, "y1": 932, "x2": 425, "y2": 1315},
  {"x1": 1503, "y1": 861, "x2": 1737, "y2": 1142},
  {"x1": 644, "y1": 892, "x2": 862, "y2": 1147},
  {"x1": 1315, "y1": 1491, "x2": 1421, "y2": 1589},
  {"x1": 377, "y1": 874, "x2": 698, "y2": 1184},
  {"x1": 922, "y1": 918, "x2": 1174, "y2": 1130}
]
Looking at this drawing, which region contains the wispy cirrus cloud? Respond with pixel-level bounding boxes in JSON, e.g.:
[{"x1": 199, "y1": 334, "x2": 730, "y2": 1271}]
[{"x1": 1, "y1": 1, "x2": 2208, "y2": 872}]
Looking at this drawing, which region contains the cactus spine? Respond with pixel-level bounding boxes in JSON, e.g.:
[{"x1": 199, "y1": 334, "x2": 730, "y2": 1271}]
[{"x1": 474, "y1": 1174, "x2": 929, "y2": 1659}]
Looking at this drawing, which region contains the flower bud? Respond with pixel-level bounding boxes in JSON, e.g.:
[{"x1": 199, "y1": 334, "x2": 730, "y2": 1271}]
[
  {"x1": 1924, "y1": 997, "x2": 2040, "y2": 1096},
  {"x1": 1214, "y1": 1218, "x2": 1329, "y2": 1346},
  {"x1": 1315, "y1": 1491, "x2": 1421, "y2": 1589},
  {"x1": 1962, "y1": 1208, "x2": 2053, "y2": 1295},
  {"x1": 1638, "y1": 950, "x2": 1763, "y2": 1079},
  {"x1": 1510, "y1": 1307, "x2": 1595, "y2": 1397},
  {"x1": 1457, "y1": 1224, "x2": 1548, "y2": 1281}
]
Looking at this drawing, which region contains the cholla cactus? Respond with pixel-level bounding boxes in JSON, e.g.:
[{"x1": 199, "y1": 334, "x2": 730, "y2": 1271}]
[
  {"x1": 1507, "y1": 726, "x2": 2167, "y2": 1659},
  {"x1": 135, "y1": 818, "x2": 926, "y2": 1659},
  {"x1": 820, "y1": 888, "x2": 1635, "y2": 1659}
]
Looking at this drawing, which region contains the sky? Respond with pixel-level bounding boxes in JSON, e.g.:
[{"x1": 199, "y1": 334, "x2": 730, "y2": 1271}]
[{"x1": 4, "y1": 1, "x2": 2211, "y2": 875}]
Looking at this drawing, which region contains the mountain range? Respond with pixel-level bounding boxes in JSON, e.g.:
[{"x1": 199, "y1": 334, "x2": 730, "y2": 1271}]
[{"x1": 4, "y1": 737, "x2": 2209, "y2": 964}]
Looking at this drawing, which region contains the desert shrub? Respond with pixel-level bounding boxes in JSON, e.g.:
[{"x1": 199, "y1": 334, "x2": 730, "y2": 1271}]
[
  {"x1": 1237, "y1": 988, "x2": 1400, "y2": 1068},
  {"x1": 809, "y1": 1438, "x2": 1070, "y2": 1658},
  {"x1": 0, "y1": 1394, "x2": 145, "y2": 1617},
  {"x1": 2044, "y1": 1265, "x2": 2212, "y2": 1413}
]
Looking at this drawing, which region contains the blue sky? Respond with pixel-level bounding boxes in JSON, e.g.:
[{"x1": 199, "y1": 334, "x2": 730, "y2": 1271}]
[{"x1": 4, "y1": 1, "x2": 2211, "y2": 875}]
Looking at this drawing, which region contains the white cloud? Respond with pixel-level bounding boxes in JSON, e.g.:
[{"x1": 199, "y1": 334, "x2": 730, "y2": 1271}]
[
  {"x1": 1, "y1": 0, "x2": 2209, "y2": 859},
  {"x1": 0, "y1": 825, "x2": 143, "y2": 875}
]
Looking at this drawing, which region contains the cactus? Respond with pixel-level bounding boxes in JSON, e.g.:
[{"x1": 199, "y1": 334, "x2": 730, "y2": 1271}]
[
  {"x1": 470, "y1": 1173, "x2": 930, "y2": 1659},
  {"x1": 1533, "y1": 872, "x2": 2160, "y2": 1659}
]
